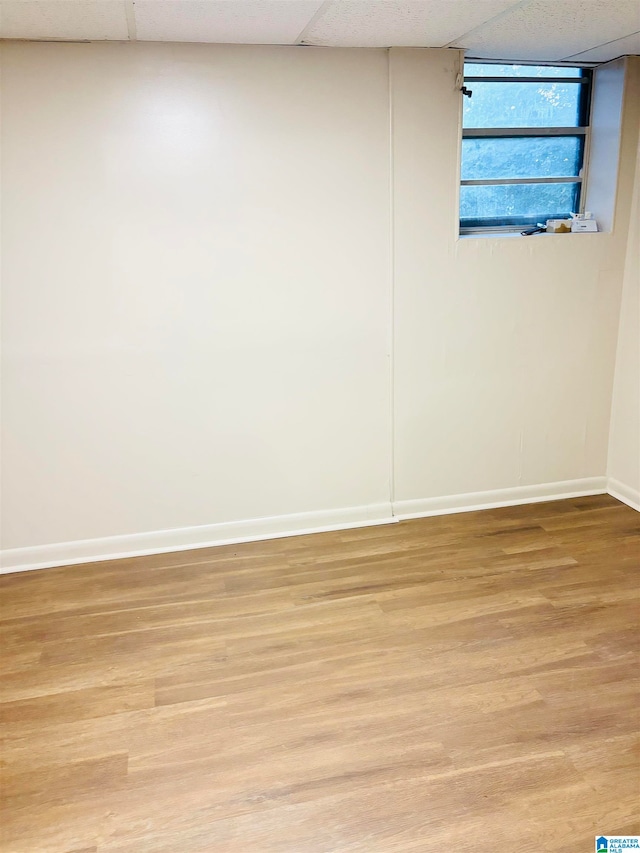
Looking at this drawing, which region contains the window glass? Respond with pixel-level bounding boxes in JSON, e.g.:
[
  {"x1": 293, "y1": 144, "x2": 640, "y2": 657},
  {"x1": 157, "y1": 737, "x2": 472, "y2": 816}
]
[
  {"x1": 463, "y1": 81, "x2": 583, "y2": 128},
  {"x1": 461, "y1": 137, "x2": 582, "y2": 181},
  {"x1": 459, "y1": 62, "x2": 590, "y2": 232},
  {"x1": 464, "y1": 64, "x2": 582, "y2": 78},
  {"x1": 460, "y1": 182, "x2": 581, "y2": 226}
]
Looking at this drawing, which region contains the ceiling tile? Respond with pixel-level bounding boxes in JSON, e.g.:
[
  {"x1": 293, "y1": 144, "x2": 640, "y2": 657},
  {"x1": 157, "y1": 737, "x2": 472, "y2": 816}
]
[
  {"x1": 133, "y1": 0, "x2": 324, "y2": 44},
  {"x1": 457, "y1": 0, "x2": 640, "y2": 61},
  {"x1": 566, "y1": 30, "x2": 640, "y2": 62},
  {"x1": 0, "y1": 0, "x2": 129, "y2": 40},
  {"x1": 303, "y1": 0, "x2": 522, "y2": 47}
]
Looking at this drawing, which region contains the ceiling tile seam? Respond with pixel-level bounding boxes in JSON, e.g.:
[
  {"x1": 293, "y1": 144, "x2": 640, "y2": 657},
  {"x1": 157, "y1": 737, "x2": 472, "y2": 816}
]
[
  {"x1": 441, "y1": 0, "x2": 532, "y2": 50},
  {"x1": 125, "y1": 0, "x2": 137, "y2": 41},
  {"x1": 293, "y1": 0, "x2": 332, "y2": 46},
  {"x1": 563, "y1": 29, "x2": 640, "y2": 61}
]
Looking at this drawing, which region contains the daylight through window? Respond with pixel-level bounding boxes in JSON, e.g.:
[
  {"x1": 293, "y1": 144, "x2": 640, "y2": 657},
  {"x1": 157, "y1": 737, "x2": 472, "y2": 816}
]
[{"x1": 460, "y1": 63, "x2": 592, "y2": 233}]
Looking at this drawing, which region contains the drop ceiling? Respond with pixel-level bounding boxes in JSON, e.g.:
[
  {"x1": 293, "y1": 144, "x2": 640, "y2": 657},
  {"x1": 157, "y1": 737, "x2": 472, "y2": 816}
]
[{"x1": 0, "y1": 0, "x2": 638, "y2": 63}]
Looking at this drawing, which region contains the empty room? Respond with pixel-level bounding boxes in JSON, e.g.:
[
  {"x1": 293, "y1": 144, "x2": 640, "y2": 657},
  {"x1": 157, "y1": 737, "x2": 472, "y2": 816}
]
[{"x1": 1, "y1": 1, "x2": 639, "y2": 851}]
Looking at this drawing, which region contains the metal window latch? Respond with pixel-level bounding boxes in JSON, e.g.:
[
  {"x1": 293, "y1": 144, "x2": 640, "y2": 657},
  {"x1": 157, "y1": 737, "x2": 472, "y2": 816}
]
[{"x1": 456, "y1": 74, "x2": 472, "y2": 98}]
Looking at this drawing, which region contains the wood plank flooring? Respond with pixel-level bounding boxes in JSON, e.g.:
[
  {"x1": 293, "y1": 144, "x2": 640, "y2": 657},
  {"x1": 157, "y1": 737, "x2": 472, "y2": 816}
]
[{"x1": 1, "y1": 494, "x2": 639, "y2": 852}]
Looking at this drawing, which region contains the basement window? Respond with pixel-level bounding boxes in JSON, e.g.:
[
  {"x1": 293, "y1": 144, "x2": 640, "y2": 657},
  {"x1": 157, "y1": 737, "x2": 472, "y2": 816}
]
[{"x1": 459, "y1": 62, "x2": 593, "y2": 234}]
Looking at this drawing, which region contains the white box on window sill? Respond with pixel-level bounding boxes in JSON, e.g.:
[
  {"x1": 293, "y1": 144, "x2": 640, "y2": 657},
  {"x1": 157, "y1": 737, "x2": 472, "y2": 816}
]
[{"x1": 571, "y1": 219, "x2": 598, "y2": 232}]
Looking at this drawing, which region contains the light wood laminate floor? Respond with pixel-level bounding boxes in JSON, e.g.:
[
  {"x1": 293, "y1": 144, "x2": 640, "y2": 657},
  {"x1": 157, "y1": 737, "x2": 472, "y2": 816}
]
[{"x1": 1, "y1": 494, "x2": 639, "y2": 852}]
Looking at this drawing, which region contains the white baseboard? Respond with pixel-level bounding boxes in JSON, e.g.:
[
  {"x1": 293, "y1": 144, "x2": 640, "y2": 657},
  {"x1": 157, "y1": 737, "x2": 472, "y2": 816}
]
[
  {"x1": 0, "y1": 502, "x2": 395, "y2": 574},
  {"x1": 607, "y1": 478, "x2": 640, "y2": 512},
  {"x1": 2, "y1": 476, "x2": 619, "y2": 575},
  {"x1": 392, "y1": 477, "x2": 608, "y2": 520}
]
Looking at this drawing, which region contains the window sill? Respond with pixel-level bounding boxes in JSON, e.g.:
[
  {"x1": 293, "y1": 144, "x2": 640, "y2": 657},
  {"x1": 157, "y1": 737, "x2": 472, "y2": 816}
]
[{"x1": 458, "y1": 230, "x2": 608, "y2": 240}]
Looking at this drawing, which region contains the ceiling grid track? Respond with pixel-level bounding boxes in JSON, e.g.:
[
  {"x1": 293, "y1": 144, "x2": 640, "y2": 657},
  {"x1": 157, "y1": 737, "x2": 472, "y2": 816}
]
[
  {"x1": 124, "y1": 0, "x2": 137, "y2": 41},
  {"x1": 294, "y1": 0, "x2": 333, "y2": 46}
]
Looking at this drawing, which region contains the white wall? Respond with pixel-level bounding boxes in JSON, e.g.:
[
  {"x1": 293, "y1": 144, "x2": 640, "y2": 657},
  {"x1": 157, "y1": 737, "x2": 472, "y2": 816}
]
[
  {"x1": 1, "y1": 42, "x2": 392, "y2": 556},
  {"x1": 390, "y1": 50, "x2": 639, "y2": 512},
  {"x1": 608, "y1": 138, "x2": 640, "y2": 509},
  {"x1": 1, "y1": 44, "x2": 638, "y2": 570},
  {"x1": 585, "y1": 58, "x2": 626, "y2": 234}
]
